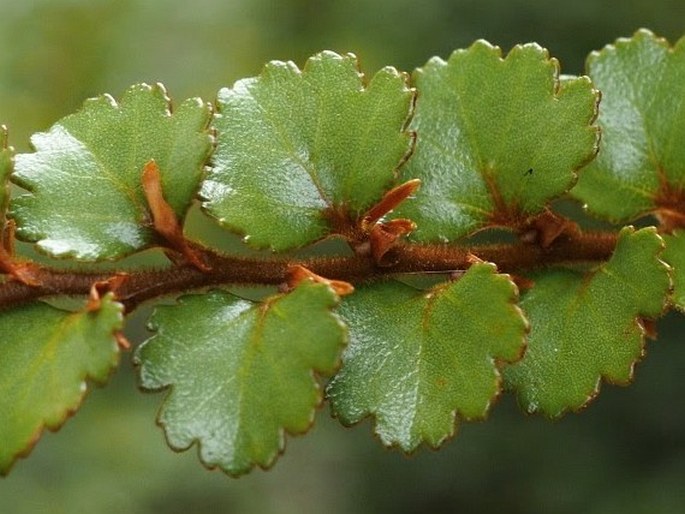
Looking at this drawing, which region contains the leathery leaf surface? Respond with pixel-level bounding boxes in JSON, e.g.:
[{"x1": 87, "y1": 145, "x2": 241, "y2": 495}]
[
  {"x1": 572, "y1": 30, "x2": 685, "y2": 222},
  {"x1": 395, "y1": 40, "x2": 599, "y2": 241},
  {"x1": 0, "y1": 295, "x2": 123, "y2": 474},
  {"x1": 663, "y1": 230, "x2": 685, "y2": 311},
  {"x1": 326, "y1": 263, "x2": 527, "y2": 452},
  {"x1": 504, "y1": 227, "x2": 670, "y2": 417},
  {"x1": 135, "y1": 282, "x2": 346, "y2": 476},
  {"x1": 11, "y1": 83, "x2": 212, "y2": 260},
  {"x1": 202, "y1": 51, "x2": 414, "y2": 251}
]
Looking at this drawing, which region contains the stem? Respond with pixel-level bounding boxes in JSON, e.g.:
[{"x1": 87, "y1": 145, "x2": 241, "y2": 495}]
[{"x1": 0, "y1": 229, "x2": 619, "y2": 313}]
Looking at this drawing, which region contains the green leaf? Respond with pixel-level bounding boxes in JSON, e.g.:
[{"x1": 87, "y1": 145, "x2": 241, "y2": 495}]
[
  {"x1": 0, "y1": 295, "x2": 123, "y2": 475},
  {"x1": 135, "y1": 282, "x2": 346, "y2": 476},
  {"x1": 11, "y1": 84, "x2": 212, "y2": 260},
  {"x1": 395, "y1": 41, "x2": 599, "y2": 241},
  {"x1": 572, "y1": 30, "x2": 685, "y2": 221},
  {"x1": 662, "y1": 230, "x2": 685, "y2": 311},
  {"x1": 201, "y1": 51, "x2": 414, "y2": 251},
  {"x1": 504, "y1": 227, "x2": 669, "y2": 417},
  {"x1": 326, "y1": 263, "x2": 527, "y2": 452}
]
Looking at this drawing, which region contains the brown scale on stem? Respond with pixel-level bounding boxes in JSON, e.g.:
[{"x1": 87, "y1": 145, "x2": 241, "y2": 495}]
[
  {"x1": 518, "y1": 209, "x2": 581, "y2": 248},
  {"x1": 361, "y1": 179, "x2": 421, "y2": 229},
  {"x1": 325, "y1": 178, "x2": 421, "y2": 262},
  {"x1": 0, "y1": 227, "x2": 620, "y2": 315},
  {"x1": 0, "y1": 220, "x2": 42, "y2": 286},
  {"x1": 286, "y1": 265, "x2": 354, "y2": 296},
  {"x1": 353, "y1": 178, "x2": 421, "y2": 263},
  {"x1": 654, "y1": 167, "x2": 685, "y2": 233},
  {"x1": 142, "y1": 160, "x2": 209, "y2": 271}
]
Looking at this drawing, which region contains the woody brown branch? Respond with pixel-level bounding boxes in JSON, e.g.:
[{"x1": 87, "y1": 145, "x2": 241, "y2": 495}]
[{"x1": 0, "y1": 229, "x2": 619, "y2": 314}]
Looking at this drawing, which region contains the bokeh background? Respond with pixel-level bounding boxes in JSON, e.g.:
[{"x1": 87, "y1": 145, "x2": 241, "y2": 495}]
[{"x1": 1, "y1": 1, "x2": 685, "y2": 512}]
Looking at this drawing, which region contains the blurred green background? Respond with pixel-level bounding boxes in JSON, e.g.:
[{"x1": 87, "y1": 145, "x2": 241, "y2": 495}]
[{"x1": 1, "y1": 0, "x2": 685, "y2": 512}]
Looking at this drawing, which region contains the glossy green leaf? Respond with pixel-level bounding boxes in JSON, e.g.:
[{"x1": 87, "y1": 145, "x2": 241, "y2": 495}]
[
  {"x1": 395, "y1": 41, "x2": 599, "y2": 241},
  {"x1": 135, "y1": 282, "x2": 346, "y2": 476},
  {"x1": 11, "y1": 84, "x2": 212, "y2": 260},
  {"x1": 572, "y1": 30, "x2": 685, "y2": 221},
  {"x1": 663, "y1": 230, "x2": 685, "y2": 311},
  {"x1": 326, "y1": 263, "x2": 527, "y2": 452},
  {"x1": 201, "y1": 51, "x2": 414, "y2": 251},
  {"x1": 504, "y1": 227, "x2": 669, "y2": 417},
  {"x1": 0, "y1": 295, "x2": 123, "y2": 474}
]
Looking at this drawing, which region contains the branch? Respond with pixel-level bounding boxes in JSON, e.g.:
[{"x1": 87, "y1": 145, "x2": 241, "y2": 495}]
[{"x1": 0, "y1": 229, "x2": 619, "y2": 314}]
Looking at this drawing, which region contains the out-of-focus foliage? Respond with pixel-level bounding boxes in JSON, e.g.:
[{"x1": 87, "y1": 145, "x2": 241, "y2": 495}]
[
  {"x1": 1, "y1": 0, "x2": 684, "y2": 512},
  {"x1": 1, "y1": 0, "x2": 684, "y2": 149}
]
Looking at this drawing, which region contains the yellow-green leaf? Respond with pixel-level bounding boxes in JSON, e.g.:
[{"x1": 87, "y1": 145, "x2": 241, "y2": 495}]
[
  {"x1": 663, "y1": 230, "x2": 685, "y2": 311},
  {"x1": 0, "y1": 295, "x2": 123, "y2": 475}
]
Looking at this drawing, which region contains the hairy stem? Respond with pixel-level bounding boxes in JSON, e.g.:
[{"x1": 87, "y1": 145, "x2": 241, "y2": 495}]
[{"x1": 0, "y1": 229, "x2": 619, "y2": 313}]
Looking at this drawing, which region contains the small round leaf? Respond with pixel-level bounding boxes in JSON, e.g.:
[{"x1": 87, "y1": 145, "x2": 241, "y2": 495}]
[
  {"x1": 135, "y1": 282, "x2": 346, "y2": 476},
  {"x1": 396, "y1": 41, "x2": 599, "y2": 241},
  {"x1": 327, "y1": 263, "x2": 527, "y2": 451},
  {"x1": 573, "y1": 30, "x2": 685, "y2": 222},
  {"x1": 201, "y1": 51, "x2": 414, "y2": 251},
  {"x1": 11, "y1": 84, "x2": 212, "y2": 260},
  {"x1": 504, "y1": 227, "x2": 670, "y2": 417}
]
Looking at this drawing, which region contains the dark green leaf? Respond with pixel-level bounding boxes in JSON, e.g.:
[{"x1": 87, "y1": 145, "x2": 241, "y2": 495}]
[
  {"x1": 327, "y1": 263, "x2": 527, "y2": 451},
  {"x1": 504, "y1": 227, "x2": 669, "y2": 417},
  {"x1": 395, "y1": 41, "x2": 599, "y2": 241}
]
